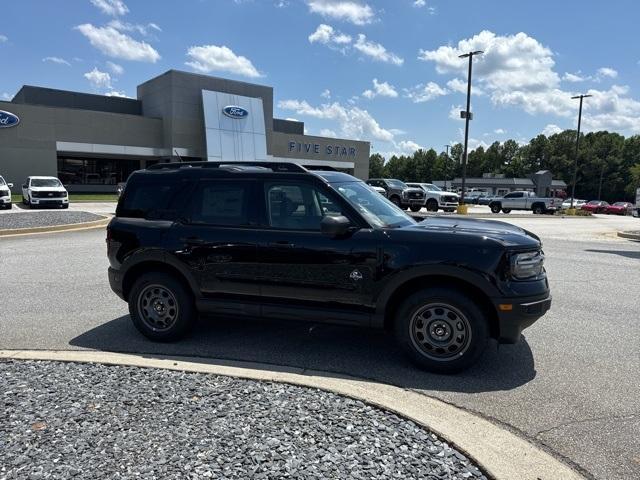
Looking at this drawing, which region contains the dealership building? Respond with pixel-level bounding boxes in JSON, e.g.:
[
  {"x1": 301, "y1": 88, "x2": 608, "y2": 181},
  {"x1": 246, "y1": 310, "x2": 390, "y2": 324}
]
[{"x1": 0, "y1": 70, "x2": 370, "y2": 193}]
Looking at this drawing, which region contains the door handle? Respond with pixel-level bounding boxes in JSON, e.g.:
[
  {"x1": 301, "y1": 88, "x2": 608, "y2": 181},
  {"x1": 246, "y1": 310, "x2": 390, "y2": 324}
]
[
  {"x1": 268, "y1": 241, "x2": 294, "y2": 248},
  {"x1": 182, "y1": 237, "x2": 206, "y2": 246}
]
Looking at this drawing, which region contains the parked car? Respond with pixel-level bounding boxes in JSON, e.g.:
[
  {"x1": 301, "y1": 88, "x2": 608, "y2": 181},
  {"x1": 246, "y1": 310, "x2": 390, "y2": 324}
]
[
  {"x1": 107, "y1": 161, "x2": 551, "y2": 374},
  {"x1": 0, "y1": 175, "x2": 13, "y2": 209},
  {"x1": 581, "y1": 200, "x2": 609, "y2": 214},
  {"x1": 21, "y1": 176, "x2": 69, "y2": 209},
  {"x1": 406, "y1": 183, "x2": 459, "y2": 212},
  {"x1": 464, "y1": 191, "x2": 488, "y2": 205},
  {"x1": 561, "y1": 198, "x2": 587, "y2": 209},
  {"x1": 478, "y1": 195, "x2": 499, "y2": 206},
  {"x1": 604, "y1": 202, "x2": 633, "y2": 215},
  {"x1": 369, "y1": 185, "x2": 387, "y2": 196},
  {"x1": 489, "y1": 191, "x2": 562, "y2": 214},
  {"x1": 366, "y1": 178, "x2": 425, "y2": 212}
]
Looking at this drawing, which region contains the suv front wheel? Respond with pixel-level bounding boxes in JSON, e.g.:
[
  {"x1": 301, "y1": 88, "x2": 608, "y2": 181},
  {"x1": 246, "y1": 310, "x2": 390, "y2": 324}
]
[
  {"x1": 394, "y1": 288, "x2": 489, "y2": 373},
  {"x1": 129, "y1": 272, "x2": 195, "y2": 341}
]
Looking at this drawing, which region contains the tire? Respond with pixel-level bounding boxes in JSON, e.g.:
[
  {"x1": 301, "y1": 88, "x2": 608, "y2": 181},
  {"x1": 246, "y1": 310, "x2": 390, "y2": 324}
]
[
  {"x1": 532, "y1": 204, "x2": 545, "y2": 215},
  {"x1": 129, "y1": 272, "x2": 196, "y2": 342},
  {"x1": 389, "y1": 196, "x2": 401, "y2": 207},
  {"x1": 426, "y1": 199, "x2": 438, "y2": 212},
  {"x1": 502, "y1": 208, "x2": 511, "y2": 214},
  {"x1": 393, "y1": 287, "x2": 489, "y2": 374},
  {"x1": 410, "y1": 205, "x2": 422, "y2": 212},
  {"x1": 22, "y1": 196, "x2": 27, "y2": 205},
  {"x1": 28, "y1": 197, "x2": 35, "y2": 209},
  {"x1": 62, "y1": 204, "x2": 69, "y2": 209},
  {"x1": 490, "y1": 203, "x2": 501, "y2": 214}
]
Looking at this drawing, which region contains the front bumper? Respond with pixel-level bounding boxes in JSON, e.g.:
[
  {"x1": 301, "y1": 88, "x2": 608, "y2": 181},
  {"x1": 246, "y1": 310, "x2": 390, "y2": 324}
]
[
  {"x1": 492, "y1": 293, "x2": 551, "y2": 343},
  {"x1": 439, "y1": 202, "x2": 459, "y2": 208},
  {"x1": 30, "y1": 198, "x2": 69, "y2": 205},
  {"x1": 0, "y1": 196, "x2": 11, "y2": 204}
]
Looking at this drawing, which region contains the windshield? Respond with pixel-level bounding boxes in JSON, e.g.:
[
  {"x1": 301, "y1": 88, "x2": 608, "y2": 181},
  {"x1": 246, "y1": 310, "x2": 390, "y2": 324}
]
[
  {"x1": 613, "y1": 202, "x2": 626, "y2": 206},
  {"x1": 425, "y1": 184, "x2": 441, "y2": 191},
  {"x1": 31, "y1": 178, "x2": 62, "y2": 187},
  {"x1": 0, "y1": 177, "x2": 6, "y2": 186},
  {"x1": 332, "y1": 182, "x2": 415, "y2": 229},
  {"x1": 386, "y1": 179, "x2": 408, "y2": 189}
]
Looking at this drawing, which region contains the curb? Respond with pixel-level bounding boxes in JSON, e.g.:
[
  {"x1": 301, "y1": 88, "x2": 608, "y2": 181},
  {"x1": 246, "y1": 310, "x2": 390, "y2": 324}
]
[
  {"x1": 617, "y1": 231, "x2": 640, "y2": 241},
  {"x1": 0, "y1": 349, "x2": 585, "y2": 480},
  {"x1": 0, "y1": 215, "x2": 110, "y2": 237}
]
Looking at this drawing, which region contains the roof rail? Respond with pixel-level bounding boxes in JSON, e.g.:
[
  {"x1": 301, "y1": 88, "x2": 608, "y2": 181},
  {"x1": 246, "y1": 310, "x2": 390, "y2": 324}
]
[{"x1": 147, "y1": 161, "x2": 308, "y2": 173}]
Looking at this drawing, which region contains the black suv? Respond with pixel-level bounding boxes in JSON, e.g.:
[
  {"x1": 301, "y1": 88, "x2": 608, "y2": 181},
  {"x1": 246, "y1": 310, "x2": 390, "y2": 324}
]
[
  {"x1": 365, "y1": 178, "x2": 425, "y2": 212},
  {"x1": 107, "y1": 162, "x2": 551, "y2": 373}
]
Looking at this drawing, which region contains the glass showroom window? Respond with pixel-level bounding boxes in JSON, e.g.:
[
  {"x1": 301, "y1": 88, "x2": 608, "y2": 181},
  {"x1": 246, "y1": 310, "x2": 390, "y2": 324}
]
[{"x1": 58, "y1": 157, "x2": 141, "y2": 184}]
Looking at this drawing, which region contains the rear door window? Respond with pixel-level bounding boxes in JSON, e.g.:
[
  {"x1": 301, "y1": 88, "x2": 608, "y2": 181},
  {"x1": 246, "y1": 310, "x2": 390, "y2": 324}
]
[{"x1": 187, "y1": 181, "x2": 253, "y2": 226}]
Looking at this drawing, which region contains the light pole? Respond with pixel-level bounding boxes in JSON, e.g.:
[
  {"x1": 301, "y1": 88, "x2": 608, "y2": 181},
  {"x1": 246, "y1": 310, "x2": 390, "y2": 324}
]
[
  {"x1": 570, "y1": 94, "x2": 592, "y2": 208},
  {"x1": 458, "y1": 50, "x2": 483, "y2": 206},
  {"x1": 444, "y1": 144, "x2": 450, "y2": 191}
]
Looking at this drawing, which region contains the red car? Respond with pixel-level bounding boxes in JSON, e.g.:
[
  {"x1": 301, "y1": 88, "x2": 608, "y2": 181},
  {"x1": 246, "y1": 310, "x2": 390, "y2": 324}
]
[
  {"x1": 604, "y1": 202, "x2": 633, "y2": 215},
  {"x1": 581, "y1": 200, "x2": 610, "y2": 214}
]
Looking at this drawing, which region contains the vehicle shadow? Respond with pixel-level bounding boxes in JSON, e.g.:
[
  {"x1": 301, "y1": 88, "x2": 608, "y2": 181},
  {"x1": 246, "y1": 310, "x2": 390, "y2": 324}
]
[
  {"x1": 585, "y1": 249, "x2": 640, "y2": 260},
  {"x1": 69, "y1": 314, "x2": 537, "y2": 394}
]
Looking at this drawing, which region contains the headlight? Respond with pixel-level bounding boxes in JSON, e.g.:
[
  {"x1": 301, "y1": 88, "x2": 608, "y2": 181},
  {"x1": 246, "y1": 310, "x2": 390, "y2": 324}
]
[
  {"x1": 402, "y1": 191, "x2": 408, "y2": 198},
  {"x1": 510, "y1": 250, "x2": 544, "y2": 279}
]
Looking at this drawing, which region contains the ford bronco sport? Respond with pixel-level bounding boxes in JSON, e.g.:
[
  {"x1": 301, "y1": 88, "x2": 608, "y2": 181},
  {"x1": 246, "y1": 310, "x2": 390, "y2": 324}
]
[{"x1": 107, "y1": 162, "x2": 551, "y2": 373}]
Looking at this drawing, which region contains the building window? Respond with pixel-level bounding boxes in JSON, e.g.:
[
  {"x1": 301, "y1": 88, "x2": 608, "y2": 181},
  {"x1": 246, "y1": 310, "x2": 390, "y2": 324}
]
[{"x1": 57, "y1": 157, "x2": 142, "y2": 185}]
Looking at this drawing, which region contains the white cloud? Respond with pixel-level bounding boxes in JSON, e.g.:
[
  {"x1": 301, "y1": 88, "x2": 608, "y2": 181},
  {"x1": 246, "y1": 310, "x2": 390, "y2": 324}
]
[
  {"x1": 419, "y1": 30, "x2": 640, "y2": 134},
  {"x1": 449, "y1": 104, "x2": 463, "y2": 121},
  {"x1": 1, "y1": 92, "x2": 12, "y2": 101},
  {"x1": 186, "y1": 44, "x2": 262, "y2": 78},
  {"x1": 84, "y1": 67, "x2": 112, "y2": 89},
  {"x1": 104, "y1": 90, "x2": 130, "y2": 98},
  {"x1": 320, "y1": 89, "x2": 331, "y2": 99},
  {"x1": 445, "y1": 77, "x2": 485, "y2": 96},
  {"x1": 278, "y1": 99, "x2": 394, "y2": 142},
  {"x1": 413, "y1": 0, "x2": 426, "y2": 6},
  {"x1": 106, "y1": 61, "x2": 124, "y2": 75},
  {"x1": 405, "y1": 81, "x2": 448, "y2": 103},
  {"x1": 319, "y1": 128, "x2": 338, "y2": 137},
  {"x1": 107, "y1": 19, "x2": 162, "y2": 37},
  {"x1": 308, "y1": 24, "x2": 352, "y2": 46},
  {"x1": 90, "y1": 0, "x2": 129, "y2": 16},
  {"x1": 597, "y1": 67, "x2": 618, "y2": 79},
  {"x1": 76, "y1": 24, "x2": 160, "y2": 62},
  {"x1": 354, "y1": 34, "x2": 403, "y2": 65},
  {"x1": 563, "y1": 72, "x2": 587, "y2": 83},
  {"x1": 542, "y1": 124, "x2": 563, "y2": 136},
  {"x1": 43, "y1": 56, "x2": 71, "y2": 66},
  {"x1": 306, "y1": 0, "x2": 375, "y2": 25},
  {"x1": 0, "y1": 34, "x2": 7, "y2": 43},
  {"x1": 362, "y1": 78, "x2": 398, "y2": 99},
  {"x1": 494, "y1": 128, "x2": 506, "y2": 134}
]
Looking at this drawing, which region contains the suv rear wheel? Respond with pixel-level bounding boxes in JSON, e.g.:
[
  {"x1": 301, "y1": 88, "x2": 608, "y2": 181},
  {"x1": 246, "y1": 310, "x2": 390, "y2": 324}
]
[
  {"x1": 410, "y1": 205, "x2": 422, "y2": 212},
  {"x1": 389, "y1": 196, "x2": 401, "y2": 207},
  {"x1": 394, "y1": 288, "x2": 489, "y2": 373},
  {"x1": 490, "y1": 203, "x2": 501, "y2": 214},
  {"x1": 129, "y1": 272, "x2": 195, "y2": 341},
  {"x1": 426, "y1": 199, "x2": 438, "y2": 212}
]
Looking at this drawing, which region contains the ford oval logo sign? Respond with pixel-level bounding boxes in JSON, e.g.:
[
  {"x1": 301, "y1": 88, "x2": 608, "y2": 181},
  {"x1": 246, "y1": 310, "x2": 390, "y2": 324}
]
[
  {"x1": 223, "y1": 105, "x2": 249, "y2": 119},
  {"x1": 0, "y1": 110, "x2": 20, "y2": 128}
]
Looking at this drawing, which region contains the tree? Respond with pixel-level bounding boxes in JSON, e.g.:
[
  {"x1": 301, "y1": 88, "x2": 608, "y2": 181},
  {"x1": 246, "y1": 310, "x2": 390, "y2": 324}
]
[{"x1": 368, "y1": 153, "x2": 385, "y2": 178}]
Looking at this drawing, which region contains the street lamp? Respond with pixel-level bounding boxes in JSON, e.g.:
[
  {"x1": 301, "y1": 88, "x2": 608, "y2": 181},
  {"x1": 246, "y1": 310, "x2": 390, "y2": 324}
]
[
  {"x1": 458, "y1": 50, "x2": 483, "y2": 206},
  {"x1": 569, "y1": 94, "x2": 592, "y2": 208},
  {"x1": 444, "y1": 144, "x2": 450, "y2": 191}
]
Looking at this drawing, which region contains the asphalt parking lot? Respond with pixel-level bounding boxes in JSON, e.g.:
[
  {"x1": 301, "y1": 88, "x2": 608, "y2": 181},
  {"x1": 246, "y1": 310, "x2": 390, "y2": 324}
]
[{"x1": 0, "y1": 212, "x2": 638, "y2": 480}]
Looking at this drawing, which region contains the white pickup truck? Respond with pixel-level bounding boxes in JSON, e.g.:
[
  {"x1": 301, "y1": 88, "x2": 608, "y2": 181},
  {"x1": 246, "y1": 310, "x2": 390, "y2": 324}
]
[{"x1": 488, "y1": 191, "x2": 562, "y2": 214}]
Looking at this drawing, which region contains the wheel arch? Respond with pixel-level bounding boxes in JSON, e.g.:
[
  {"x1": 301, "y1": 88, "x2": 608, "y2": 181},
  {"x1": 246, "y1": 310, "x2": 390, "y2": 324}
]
[
  {"x1": 122, "y1": 260, "x2": 196, "y2": 302},
  {"x1": 377, "y1": 274, "x2": 500, "y2": 340}
]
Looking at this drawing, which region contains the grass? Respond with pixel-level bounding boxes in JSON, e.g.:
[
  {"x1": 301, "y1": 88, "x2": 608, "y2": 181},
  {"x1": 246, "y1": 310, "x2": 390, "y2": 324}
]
[{"x1": 11, "y1": 194, "x2": 118, "y2": 203}]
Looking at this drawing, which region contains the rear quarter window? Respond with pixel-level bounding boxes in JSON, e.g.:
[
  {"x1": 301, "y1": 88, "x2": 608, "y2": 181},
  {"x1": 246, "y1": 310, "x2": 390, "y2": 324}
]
[{"x1": 117, "y1": 177, "x2": 190, "y2": 219}]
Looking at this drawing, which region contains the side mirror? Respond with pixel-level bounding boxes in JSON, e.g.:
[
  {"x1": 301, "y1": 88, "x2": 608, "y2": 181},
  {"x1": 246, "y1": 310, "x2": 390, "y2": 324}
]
[
  {"x1": 7, "y1": 183, "x2": 13, "y2": 188},
  {"x1": 22, "y1": 184, "x2": 27, "y2": 189},
  {"x1": 321, "y1": 215, "x2": 352, "y2": 238}
]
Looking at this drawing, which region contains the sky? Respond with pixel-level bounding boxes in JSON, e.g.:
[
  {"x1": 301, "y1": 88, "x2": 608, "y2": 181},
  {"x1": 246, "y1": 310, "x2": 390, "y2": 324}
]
[{"x1": 1, "y1": 0, "x2": 639, "y2": 158}]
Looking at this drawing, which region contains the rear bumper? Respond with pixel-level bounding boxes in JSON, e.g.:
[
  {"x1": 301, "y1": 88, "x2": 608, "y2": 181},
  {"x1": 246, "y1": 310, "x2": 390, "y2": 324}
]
[
  {"x1": 108, "y1": 267, "x2": 125, "y2": 301},
  {"x1": 492, "y1": 293, "x2": 551, "y2": 343}
]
